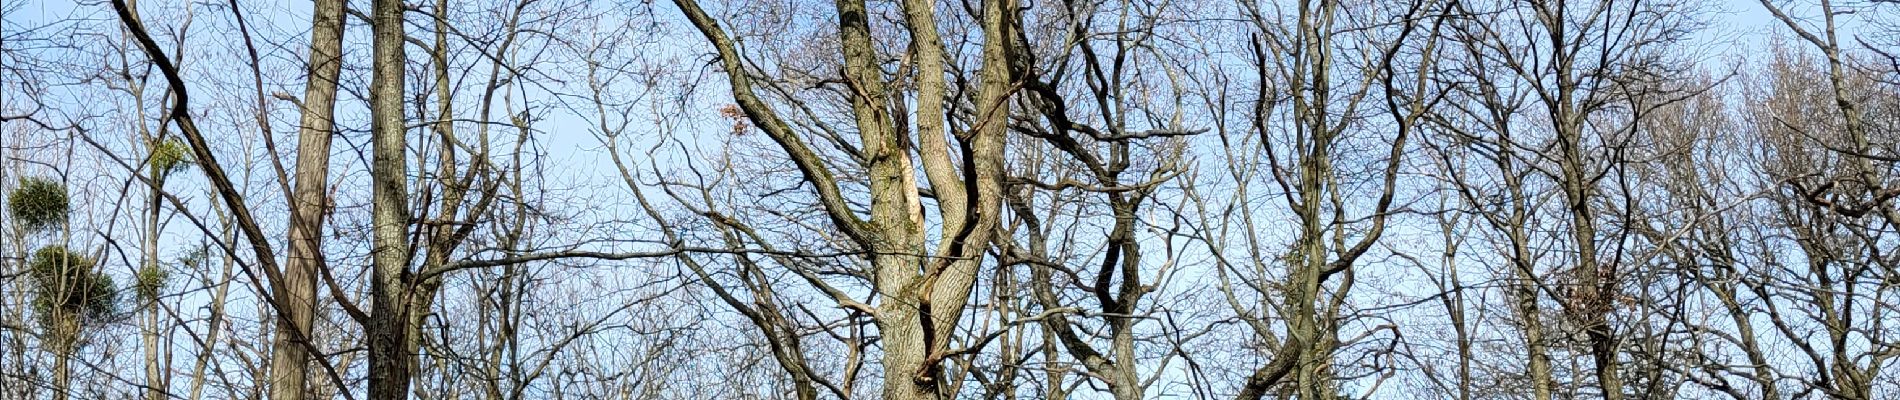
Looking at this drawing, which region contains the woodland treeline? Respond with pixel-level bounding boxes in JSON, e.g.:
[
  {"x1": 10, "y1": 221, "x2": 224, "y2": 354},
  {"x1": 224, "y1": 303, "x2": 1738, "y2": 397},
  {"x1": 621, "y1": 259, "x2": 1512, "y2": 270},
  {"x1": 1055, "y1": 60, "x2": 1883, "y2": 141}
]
[{"x1": 0, "y1": 0, "x2": 1895, "y2": 398}]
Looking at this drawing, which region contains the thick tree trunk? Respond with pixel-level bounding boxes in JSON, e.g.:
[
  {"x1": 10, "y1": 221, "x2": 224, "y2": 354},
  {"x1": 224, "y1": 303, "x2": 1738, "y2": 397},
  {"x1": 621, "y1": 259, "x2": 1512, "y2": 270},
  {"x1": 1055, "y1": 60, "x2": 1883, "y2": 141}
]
[
  {"x1": 367, "y1": 0, "x2": 413, "y2": 397},
  {"x1": 878, "y1": 298, "x2": 935, "y2": 400},
  {"x1": 673, "y1": 0, "x2": 1012, "y2": 394},
  {"x1": 268, "y1": 0, "x2": 344, "y2": 399}
]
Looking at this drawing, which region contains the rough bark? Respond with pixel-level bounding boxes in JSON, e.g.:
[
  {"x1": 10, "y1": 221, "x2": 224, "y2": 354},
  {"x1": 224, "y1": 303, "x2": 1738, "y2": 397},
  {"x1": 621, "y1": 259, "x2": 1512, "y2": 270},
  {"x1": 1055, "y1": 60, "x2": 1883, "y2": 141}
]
[
  {"x1": 670, "y1": 0, "x2": 1018, "y2": 395},
  {"x1": 366, "y1": 0, "x2": 414, "y2": 397},
  {"x1": 268, "y1": 0, "x2": 344, "y2": 398}
]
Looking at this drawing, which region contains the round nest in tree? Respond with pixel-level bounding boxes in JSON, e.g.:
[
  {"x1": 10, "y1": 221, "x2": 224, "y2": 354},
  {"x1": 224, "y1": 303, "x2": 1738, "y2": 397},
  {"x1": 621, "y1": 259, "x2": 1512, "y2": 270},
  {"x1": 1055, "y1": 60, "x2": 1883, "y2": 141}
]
[{"x1": 8, "y1": 177, "x2": 69, "y2": 232}]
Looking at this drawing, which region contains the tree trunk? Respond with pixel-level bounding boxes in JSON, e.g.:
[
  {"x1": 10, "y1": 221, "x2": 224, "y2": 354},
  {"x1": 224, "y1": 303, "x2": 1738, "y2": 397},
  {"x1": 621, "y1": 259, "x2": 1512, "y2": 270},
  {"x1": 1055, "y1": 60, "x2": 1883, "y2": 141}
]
[
  {"x1": 367, "y1": 0, "x2": 413, "y2": 397},
  {"x1": 49, "y1": 310, "x2": 79, "y2": 400},
  {"x1": 268, "y1": 0, "x2": 344, "y2": 399},
  {"x1": 1557, "y1": 116, "x2": 1622, "y2": 400},
  {"x1": 143, "y1": 165, "x2": 165, "y2": 400}
]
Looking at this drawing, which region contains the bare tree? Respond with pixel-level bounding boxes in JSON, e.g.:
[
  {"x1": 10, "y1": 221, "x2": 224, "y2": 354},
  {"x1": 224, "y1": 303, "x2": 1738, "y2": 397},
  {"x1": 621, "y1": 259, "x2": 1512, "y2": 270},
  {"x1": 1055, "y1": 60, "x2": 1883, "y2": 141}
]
[
  {"x1": 1173, "y1": 0, "x2": 1443, "y2": 397},
  {"x1": 1428, "y1": 0, "x2": 1701, "y2": 397},
  {"x1": 16, "y1": 0, "x2": 1894, "y2": 398},
  {"x1": 665, "y1": 0, "x2": 1021, "y2": 396}
]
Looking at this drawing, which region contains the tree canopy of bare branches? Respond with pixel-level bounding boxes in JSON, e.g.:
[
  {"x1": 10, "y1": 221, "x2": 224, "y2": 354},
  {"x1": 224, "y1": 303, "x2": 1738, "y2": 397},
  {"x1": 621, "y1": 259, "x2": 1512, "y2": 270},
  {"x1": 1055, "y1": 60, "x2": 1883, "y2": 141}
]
[{"x1": 0, "y1": 0, "x2": 1892, "y2": 399}]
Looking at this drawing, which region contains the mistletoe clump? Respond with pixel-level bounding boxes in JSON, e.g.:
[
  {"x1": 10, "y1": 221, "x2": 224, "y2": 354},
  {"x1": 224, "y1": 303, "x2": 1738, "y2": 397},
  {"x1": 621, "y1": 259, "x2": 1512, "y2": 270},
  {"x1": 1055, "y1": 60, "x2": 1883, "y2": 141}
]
[
  {"x1": 7, "y1": 177, "x2": 68, "y2": 232},
  {"x1": 134, "y1": 262, "x2": 169, "y2": 301},
  {"x1": 148, "y1": 137, "x2": 193, "y2": 177},
  {"x1": 27, "y1": 246, "x2": 119, "y2": 329}
]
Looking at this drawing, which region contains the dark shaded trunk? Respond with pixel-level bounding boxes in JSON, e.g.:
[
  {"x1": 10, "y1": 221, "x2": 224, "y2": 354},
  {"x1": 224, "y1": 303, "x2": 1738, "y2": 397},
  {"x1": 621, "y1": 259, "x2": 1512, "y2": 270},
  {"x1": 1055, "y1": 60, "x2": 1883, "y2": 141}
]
[{"x1": 366, "y1": 0, "x2": 413, "y2": 397}]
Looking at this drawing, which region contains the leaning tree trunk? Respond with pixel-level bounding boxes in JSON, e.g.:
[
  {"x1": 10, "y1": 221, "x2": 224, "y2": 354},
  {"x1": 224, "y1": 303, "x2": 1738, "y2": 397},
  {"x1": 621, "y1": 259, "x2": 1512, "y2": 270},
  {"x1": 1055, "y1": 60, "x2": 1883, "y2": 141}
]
[{"x1": 268, "y1": 0, "x2": 344, "y2": 398}]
